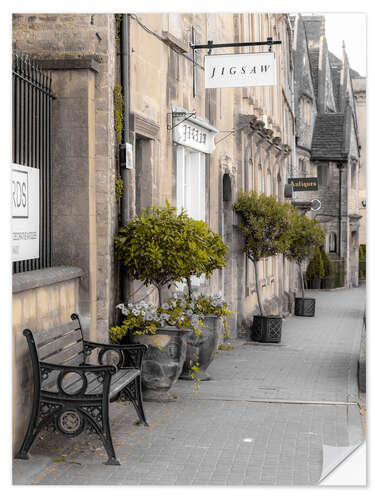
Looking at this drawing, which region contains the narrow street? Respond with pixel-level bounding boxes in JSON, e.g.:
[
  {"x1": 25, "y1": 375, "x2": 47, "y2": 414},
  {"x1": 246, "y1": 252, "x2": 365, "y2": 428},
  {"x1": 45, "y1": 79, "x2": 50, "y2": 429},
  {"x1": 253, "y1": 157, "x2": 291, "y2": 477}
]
[{"x1": 13, "y1": 287, "x2": 365, "y2": 485}]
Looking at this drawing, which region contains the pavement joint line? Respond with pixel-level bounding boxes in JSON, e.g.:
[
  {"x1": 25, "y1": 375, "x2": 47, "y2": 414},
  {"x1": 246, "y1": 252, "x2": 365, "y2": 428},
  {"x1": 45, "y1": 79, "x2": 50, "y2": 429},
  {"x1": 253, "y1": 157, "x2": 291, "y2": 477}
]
[{"x1": 181, "y1": 396, "x2": 359, "y2": 406}]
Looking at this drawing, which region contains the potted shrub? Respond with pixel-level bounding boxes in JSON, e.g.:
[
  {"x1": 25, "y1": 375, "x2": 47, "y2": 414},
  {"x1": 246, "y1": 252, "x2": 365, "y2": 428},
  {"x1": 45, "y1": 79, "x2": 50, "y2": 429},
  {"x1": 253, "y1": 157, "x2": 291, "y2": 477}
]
[
  {"x1": 306, "y1": 247, "x2": 325, "y2": 289},
  {"x1": 178, "y1": 293, "x2": 232, "y2": 382},
  {"x1": 110, "y1": 300, "x2": 198, "y2": 401},
  {"x1": 178, "y1": 219, "x2": 229, "y2": 383},
  {"x1": 112, "y1": 202, "x2": 226, "y2": 400},
  {"x1": 233, "y1": 191, "x2": 291, "y2": 343},
  {"x1": 284, "y1": 209, "x2": 325, "y2": 316},
  {"x1": 320, "y1": 247, "x2": 333, "y2": 289}
]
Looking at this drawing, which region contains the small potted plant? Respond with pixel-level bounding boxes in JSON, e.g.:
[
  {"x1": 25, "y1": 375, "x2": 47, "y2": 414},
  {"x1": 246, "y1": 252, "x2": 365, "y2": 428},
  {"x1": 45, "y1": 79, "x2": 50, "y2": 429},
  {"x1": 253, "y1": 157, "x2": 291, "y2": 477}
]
[
  {"x1": 320, "y1": 247, "x2": 333, "y2": 289},
  {"x1": 110, "y1": 300, "x2": 200, "y2": 401},
  {"x1": 284, "y1": 209, "x2": 325, "y2": 316},
  {"x1": 178, "y1": 293, "x2": 232, "y2": 381},
  {"x1": 233, "y1": 191, "x2": 291, "y2": 343},
  {"x1": 306, "y1": 247, "x2": 325, "y2": 289}
]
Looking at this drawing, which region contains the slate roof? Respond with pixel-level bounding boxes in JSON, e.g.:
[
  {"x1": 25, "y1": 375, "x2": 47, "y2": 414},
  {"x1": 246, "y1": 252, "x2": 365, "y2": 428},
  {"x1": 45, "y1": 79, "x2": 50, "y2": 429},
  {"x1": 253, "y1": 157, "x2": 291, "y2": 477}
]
[
  {"x1": 308, "y1": 49, "x2": 319, "y2": 101},
  {"x1": 311, "y1": 113, "x2": 346, "y2": 160}
]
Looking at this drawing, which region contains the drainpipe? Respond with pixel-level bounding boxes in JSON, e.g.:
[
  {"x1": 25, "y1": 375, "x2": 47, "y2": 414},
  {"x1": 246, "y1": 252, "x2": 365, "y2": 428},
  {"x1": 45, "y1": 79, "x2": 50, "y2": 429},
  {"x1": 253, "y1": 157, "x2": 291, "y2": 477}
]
[{"x1": 119, "y1": 13, "x2": 131, "y2": 303}]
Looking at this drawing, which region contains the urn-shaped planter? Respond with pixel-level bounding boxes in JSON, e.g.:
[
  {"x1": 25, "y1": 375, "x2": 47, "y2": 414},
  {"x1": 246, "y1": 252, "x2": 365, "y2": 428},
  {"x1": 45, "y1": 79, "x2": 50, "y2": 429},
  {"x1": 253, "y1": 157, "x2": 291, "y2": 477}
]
[
  {"x1": 294, "y1": 297, "x2": 316, "y2": 317},
  {"x1": 251, "y1": 315, "x2": 282, "y2": 343},
  {"x1": 180, "y1": 315, "x2": 220, "y2": 381},
  {"x1": 134, "y1": 326, "x2": 191, "y2": 402}
]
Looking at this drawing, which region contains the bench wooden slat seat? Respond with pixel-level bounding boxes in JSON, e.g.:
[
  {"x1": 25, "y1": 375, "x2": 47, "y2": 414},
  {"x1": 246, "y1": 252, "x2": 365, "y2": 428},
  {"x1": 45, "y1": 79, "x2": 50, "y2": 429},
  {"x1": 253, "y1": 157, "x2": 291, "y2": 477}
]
[{"x1": 15, "y1": 313, "x2": 149, "y2": 465}]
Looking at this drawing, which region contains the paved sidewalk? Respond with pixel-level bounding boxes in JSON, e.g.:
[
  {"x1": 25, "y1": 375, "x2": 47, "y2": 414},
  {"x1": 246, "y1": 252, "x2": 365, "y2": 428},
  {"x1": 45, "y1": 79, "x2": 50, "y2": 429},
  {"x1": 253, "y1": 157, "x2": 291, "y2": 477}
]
[{"x1": 13, "y1": 287, "x2": 365, "y2": 485}]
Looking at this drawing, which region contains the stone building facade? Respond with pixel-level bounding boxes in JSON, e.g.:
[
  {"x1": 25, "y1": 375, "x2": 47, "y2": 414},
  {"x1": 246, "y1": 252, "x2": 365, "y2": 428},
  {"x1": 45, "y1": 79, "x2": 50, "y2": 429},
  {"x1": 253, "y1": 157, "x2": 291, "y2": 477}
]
[
  {"x1": 292, "y1": 15, "x2": 363, "y2": 287},
  {"x1": 12, "y1": 12, "x2": 298, "y2": 448},
  {"x1": 352, "y1": 77, "x2": 366, "y2": 246},
  {"x1": 126, "y1": 13, "x2": 297, "y2": 334}
]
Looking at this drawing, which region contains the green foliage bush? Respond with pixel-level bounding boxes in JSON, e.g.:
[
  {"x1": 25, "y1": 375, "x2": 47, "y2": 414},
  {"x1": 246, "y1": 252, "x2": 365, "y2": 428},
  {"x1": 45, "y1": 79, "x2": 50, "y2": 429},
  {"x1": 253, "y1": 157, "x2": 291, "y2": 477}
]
[
  {"x1": 320, "y1": 247, "x2": 333, "y2": 278},
  {"x1": 114, "y1": 202, "x2": 227, "y2": 305},
  {"x1": 359, "y1": 244, "x2": 366, "y2": 260},
  {"x1": 233, "y1": 191, "x2": 291, "y2": 315},
  {"x1": 284, "y1": 209, "x2": 326, "y2": 265},
  {"x1": 306, "y1": 247, "x2": 325, "y2": 279},
  {"x1": 233, "y1": 191, "x2": 291, "y2": 261},
  {"x1": 284, "y1": 209, "x2": 326, "y2": 297}
]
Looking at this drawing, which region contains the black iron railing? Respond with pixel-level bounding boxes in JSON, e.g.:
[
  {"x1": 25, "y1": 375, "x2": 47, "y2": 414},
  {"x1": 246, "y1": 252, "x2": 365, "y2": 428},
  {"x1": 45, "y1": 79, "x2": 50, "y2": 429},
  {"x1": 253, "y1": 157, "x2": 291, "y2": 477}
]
[{"x1": 12, "y1": 51, "x2": 53, "y2": 273}]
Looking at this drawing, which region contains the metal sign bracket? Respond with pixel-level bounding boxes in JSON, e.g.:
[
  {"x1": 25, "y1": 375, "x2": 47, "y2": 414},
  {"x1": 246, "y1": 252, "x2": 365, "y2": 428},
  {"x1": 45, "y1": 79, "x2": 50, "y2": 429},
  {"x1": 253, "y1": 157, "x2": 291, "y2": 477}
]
[{"x1": 190, "y1": 35, "x2": 282, "y2": 98}]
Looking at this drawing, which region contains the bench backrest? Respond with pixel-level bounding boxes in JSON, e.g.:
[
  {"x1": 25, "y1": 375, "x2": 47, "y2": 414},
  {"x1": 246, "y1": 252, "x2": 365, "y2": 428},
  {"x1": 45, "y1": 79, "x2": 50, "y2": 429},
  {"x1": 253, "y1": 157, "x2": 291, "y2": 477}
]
[
  {"x1": 30, "y1": 314, "x2": 84, "y2": 366},
  {"x1": 23, "y1": 313, "x2": 85, "y2": 392},
  {"x1": 24, "y1": 313, "x2": 83, "y2": 368}
]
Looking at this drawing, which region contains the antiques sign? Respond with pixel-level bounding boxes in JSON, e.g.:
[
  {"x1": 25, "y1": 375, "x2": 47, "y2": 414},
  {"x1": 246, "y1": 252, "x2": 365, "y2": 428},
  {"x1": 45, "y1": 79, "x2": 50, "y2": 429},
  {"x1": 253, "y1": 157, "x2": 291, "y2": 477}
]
[
  {"x1": 205, "y1": 52, "x2": 276, "y2": 89},
  {"x1": 288, "y1": 177, "x2": 318, "y2": 191},
  {"x1": 12, "y1": 164, "x2": 39, "y2": 262}
]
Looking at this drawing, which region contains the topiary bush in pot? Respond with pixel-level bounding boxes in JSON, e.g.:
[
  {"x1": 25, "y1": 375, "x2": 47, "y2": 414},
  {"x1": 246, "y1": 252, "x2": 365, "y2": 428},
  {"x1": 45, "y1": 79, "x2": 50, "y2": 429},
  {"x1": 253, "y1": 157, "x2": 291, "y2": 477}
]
[
  {"x1": 112, "y1": 202, "x2": 227, "y2": 400},
  {"x1": 284, "y1": 208, "x2": 326, "y2": 316},
  {"x1": 306, "y1": 246, "x2": 325, "y2": 289},
  {"x1": 233, "y1": 191, "x2": 291, "y2": 342}
]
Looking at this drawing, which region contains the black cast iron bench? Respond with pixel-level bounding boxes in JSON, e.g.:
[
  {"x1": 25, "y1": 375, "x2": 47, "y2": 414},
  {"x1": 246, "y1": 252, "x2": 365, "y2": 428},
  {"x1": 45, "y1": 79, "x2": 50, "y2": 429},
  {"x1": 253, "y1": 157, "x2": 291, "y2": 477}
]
[{"x1": 15, "y1": 313, "x2": 148, "y2": 465}]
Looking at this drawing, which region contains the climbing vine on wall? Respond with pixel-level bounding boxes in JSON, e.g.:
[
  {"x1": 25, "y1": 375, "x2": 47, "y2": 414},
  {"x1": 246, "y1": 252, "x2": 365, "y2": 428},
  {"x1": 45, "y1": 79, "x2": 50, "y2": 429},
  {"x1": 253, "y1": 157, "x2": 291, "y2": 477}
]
[{"x1": 113, "y1": 84, "x2": 124, "y2": 145}]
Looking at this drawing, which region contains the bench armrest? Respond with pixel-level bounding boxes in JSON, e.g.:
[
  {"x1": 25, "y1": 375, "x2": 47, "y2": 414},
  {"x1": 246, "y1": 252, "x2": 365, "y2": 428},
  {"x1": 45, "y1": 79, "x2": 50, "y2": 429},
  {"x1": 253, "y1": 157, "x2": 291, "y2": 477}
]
[
  {"x1": 83, "y1": 340, "x2": 148, "y2": 370},
  {"x1": 40, "y1": 361, "x2": 117, "y2": 374}
]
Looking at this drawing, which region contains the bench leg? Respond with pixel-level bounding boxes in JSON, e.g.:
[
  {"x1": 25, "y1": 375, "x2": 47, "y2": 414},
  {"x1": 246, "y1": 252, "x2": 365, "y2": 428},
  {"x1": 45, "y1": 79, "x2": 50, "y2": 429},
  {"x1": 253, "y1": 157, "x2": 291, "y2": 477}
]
[
  {"x1": 121, "y1": 377, "x2": 149, "y2": 427},
  {"x1": 14, "y1": 399, "x2": 41, "y2": 460},
  {"x1": 101, "y1": 409, "x2": 121, "y2": 465}
]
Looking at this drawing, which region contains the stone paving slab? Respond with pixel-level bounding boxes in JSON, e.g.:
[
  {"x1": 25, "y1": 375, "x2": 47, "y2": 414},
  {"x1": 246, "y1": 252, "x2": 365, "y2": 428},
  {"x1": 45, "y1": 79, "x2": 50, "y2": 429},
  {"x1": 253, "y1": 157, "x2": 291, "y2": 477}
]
[{"x1": 12, "y1": 287, "x2": 365, "y2": 486}]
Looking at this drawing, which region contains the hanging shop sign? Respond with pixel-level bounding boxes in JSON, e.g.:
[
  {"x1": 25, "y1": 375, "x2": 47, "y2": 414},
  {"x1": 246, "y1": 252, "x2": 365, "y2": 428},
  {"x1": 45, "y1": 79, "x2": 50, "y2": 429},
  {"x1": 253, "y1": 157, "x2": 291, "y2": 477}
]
[
  {"x1": 205, "y1": 52, "x2": 276, "y2": 89},
  {"x1": 288, "y1": 177, "x2": 318, "y2": 191},
  {"x1": 12, "y1": 163, "x2": 39, "y2": 262},
  {"x1": 172, "y1": 109, "x2": 218, "y2": 154}
]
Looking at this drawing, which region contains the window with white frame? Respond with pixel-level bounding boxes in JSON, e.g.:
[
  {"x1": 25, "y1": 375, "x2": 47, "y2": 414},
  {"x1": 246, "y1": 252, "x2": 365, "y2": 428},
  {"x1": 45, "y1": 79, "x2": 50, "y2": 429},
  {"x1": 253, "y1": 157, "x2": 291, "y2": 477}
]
[
  {"x1": 176, "y1": 146, "x2": 206, "y2": 221},
  {"x1": 176, "y1": 146, "x2": 206, "y2": 288}
]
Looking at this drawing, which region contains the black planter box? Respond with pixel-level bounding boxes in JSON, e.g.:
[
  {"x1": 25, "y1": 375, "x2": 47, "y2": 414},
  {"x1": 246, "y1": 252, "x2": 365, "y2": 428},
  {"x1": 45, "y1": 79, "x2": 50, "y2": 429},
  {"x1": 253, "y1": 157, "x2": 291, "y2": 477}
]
[
  {"x1": 307, "y1": 278, "x2": 321, "y2": 289},
  {"x1": 251, "y1": 315, "x2": 282, "y2": 343},
  {"x1": 294, "y1": 297, "x2": 315, "y2": 317},
  {"x1": 321, "y1": 278, "x2": 331, "y2": 289}
]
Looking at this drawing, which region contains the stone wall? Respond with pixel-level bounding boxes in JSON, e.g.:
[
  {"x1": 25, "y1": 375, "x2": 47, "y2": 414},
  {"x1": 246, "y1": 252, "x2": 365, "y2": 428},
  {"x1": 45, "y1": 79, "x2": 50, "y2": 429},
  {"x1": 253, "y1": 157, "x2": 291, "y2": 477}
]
[
  {"x1": 353, "y1": 78, "x2": 366, "y2": 246},
  {"x1": 13, "y1": 14, "x2": 118, "y2": 339},
  {"x1": 12, "y1": 268, "x2": 82, "y2": 452}
]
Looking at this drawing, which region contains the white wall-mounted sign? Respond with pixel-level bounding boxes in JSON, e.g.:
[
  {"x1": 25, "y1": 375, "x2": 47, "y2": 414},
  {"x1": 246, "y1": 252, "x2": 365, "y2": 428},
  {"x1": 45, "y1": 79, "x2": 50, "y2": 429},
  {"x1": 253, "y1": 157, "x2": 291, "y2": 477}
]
[
  {"x1": 205, "y1": 52, "x2": 277, "y2": 89},
  {"x1": 173, "y1": 119, "x2": 218, "y2": 154},
  {"x1": 12, "y1": 164, "x2": 39, "y2": 262},
  {"x1": 126, "y1": 142, "x2": 133, "y2": 169}
]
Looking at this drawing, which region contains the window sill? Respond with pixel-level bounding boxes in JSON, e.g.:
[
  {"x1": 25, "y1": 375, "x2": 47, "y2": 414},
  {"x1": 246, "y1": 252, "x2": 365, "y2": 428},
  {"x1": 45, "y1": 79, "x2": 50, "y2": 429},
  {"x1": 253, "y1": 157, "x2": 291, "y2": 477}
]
[{"x1": 13, "y1": 266, "x2": 84, "y2": 294}]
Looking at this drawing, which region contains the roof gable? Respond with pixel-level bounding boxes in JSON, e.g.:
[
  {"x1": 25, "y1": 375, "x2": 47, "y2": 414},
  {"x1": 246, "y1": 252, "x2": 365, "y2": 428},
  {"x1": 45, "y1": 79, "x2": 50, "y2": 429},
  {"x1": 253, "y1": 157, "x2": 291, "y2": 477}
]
[{"x1": 311, "y1": 114, "x2": 345, "y2": 160}]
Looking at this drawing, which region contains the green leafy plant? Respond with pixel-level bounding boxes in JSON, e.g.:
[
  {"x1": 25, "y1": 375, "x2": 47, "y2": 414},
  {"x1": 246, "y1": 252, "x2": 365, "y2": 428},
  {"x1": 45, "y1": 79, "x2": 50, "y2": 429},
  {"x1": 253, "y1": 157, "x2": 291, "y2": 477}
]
[
  {"x1": 306, "y1": 247, "x2": 325, "y2": 281},
  {"x1": 115, "y1": 176, "x2": 124, "y2": 199},
  {"x1": 115, "y1": 202, "x2": 226, "y2": 306},
  {"x1": 113, "y1": 84, "x2": 124, "y2": 144},
  {"x1": 233, "y1": 191, "x2": 291, "y2": 316},
  {"x1": 185, "y1": 293, "x2": 233, "y2": 338},
  {"x1": 320, "y1": 246, "x2": 333, "y2": 280},
  {"x1": 183, "y1": 219, "x2": 227, "y2": 298},
  {"x1": 109, "y1": 297, "x2": 204, "y2": 343},
  {"x1": 284, "y1": 208, "x2": 326, "y2": 297}
]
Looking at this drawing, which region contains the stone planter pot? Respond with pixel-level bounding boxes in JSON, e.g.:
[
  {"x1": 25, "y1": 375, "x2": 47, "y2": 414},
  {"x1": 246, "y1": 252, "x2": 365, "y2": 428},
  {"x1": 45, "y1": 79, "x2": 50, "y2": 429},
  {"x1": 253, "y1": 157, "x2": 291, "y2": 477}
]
[
  {"x1": 294, "y1": 297, "x2": 316, "y2": 317},
  {"x1": 134, "y1": 326, "x2": 191, "y2": 402},
  {"x1": 180, "y1": 314, "x2": 220, "y2": 381},
  {"x1": 251, "y1": 315, "x2": 282, "y2": 343}
]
